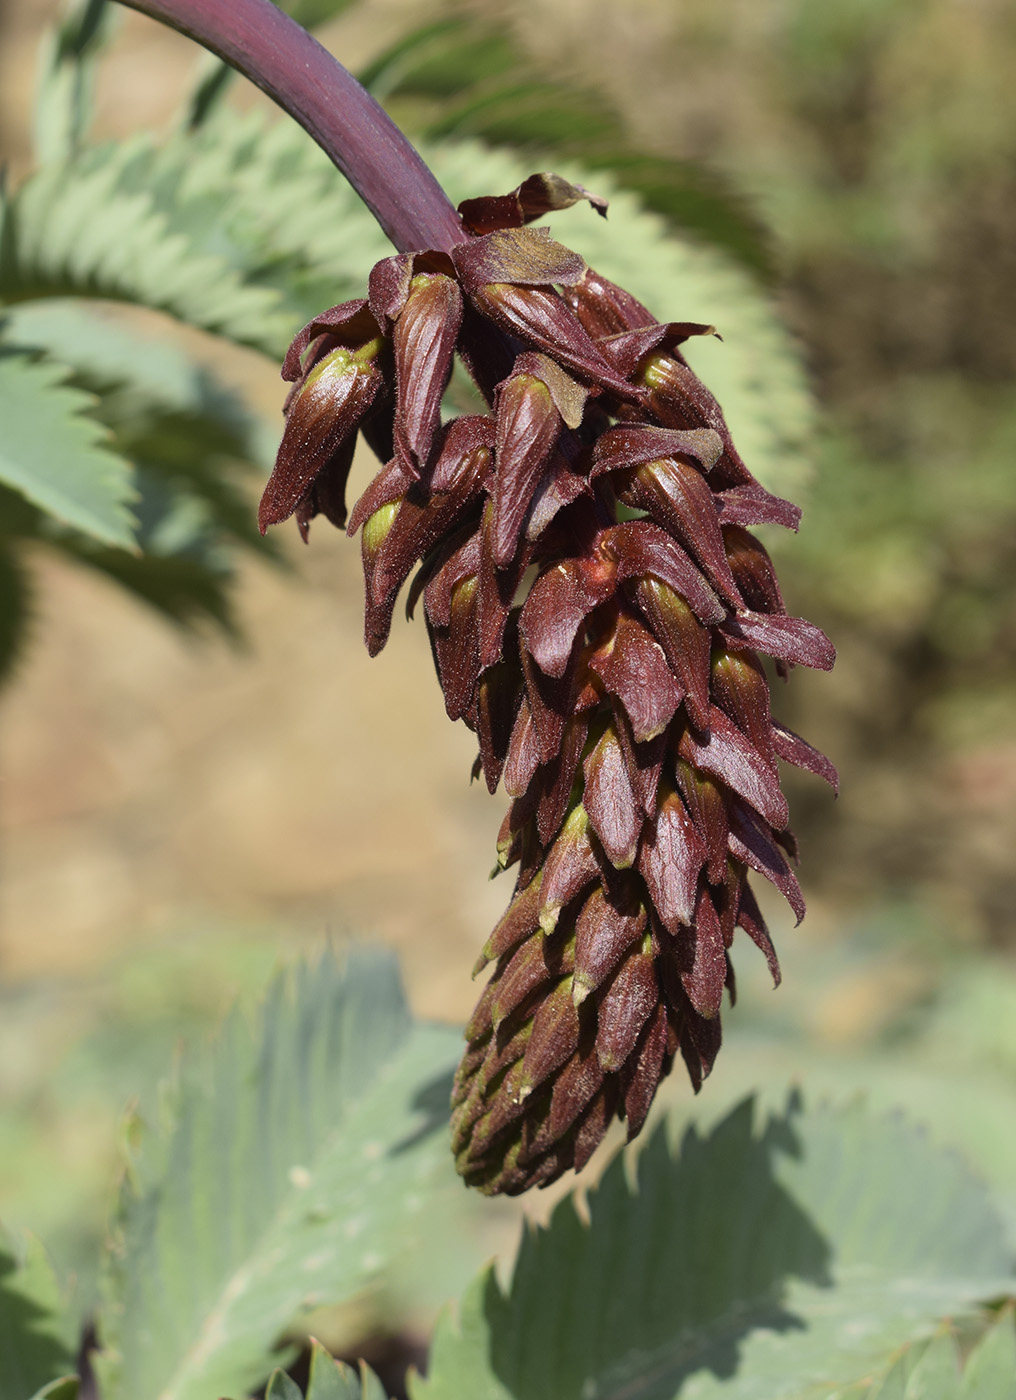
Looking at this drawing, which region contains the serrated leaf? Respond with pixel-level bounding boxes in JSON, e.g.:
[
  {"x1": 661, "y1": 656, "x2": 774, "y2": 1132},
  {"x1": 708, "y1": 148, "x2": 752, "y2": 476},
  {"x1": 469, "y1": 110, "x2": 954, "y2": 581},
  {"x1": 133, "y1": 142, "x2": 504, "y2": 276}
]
[
  {"x1": 961, "y1": 1307, "x2": 1016, "y2": 1398},
  {"x1": 33, "y1": 0, "x2": 117, "y2": 164},
  {"x1": 229, "y1": 1341, "x2": 391, "y2": 1400},
  {"x1": 900, "y1": 1331, "x2": 962, "y2": 1399},
  {"x1": 5, "y1": 299, "x2": 276, "y2": 551},
  {"x1": 94, "y1": 951, "x2": 464, "y2": 1400},
  {"x1": 0, "y1": 350, "x2": 135, "y2": 547},
  {"x1": 304, "y1": 1340, "x2": 365, "y2": 1400},
  {"x1": 416, "y1": 1097, "x2": 1013, "y2": 1400},
  {"x1": 1, "y1": 145, "x2": 292, "y2": 353},
  {"x1": 267, "y1": 1370, "x2": 306, "y2": 1400},
  {"x1": 0, "y1": 1230, "x2": 76, "y2": 1400},
  {"x1": 3, "y1": 300, "x2": 251, "y2": 419}
]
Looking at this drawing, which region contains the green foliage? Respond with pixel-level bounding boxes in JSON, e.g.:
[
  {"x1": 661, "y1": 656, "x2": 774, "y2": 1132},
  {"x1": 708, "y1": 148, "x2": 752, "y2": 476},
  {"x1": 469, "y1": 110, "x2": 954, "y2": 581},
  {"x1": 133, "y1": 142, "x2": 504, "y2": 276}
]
[
  {"x1": 418, "y1": 1097, "x2": 1013, "y2": 1400},
  {"x1": 861, "y1": 1309, "x2": 1016, "y2": 1400},
  {"x1": 0, "y1": 145, "x2": 290, "y2": 353},
  {"x1": 0, "y1": 349, "x2": 135, "y2": 549},
  {"x1": 360, "y1": 16, "x2": 772, "y2": 280},
  {"x1": 255, "y1": 1339, "x2": 390, "y2": 1400},
  {"x1": 93, "y1": 950, "x2": 463, "y2": 1400},
  {"x1": 0, "y1": 1230, "x2": 76, "y2": 1400},
  {"x1": 3, "y1": 942, "x2": 1016, "y2": 1400},
  {"x1": 33, "y1": 0, "x2": 118, "y2": 164},
  {"x1": 0, "y1": 303, "x2": 278, "y2": 674}
]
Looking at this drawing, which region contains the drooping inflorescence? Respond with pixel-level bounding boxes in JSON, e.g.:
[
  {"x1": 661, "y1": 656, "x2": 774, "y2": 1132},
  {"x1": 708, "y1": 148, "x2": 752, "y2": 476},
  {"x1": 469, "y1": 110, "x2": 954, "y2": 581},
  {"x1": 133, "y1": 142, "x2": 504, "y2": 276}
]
[{"x1": 258, "y1": 175, "x2": 836, "y2": 1195}]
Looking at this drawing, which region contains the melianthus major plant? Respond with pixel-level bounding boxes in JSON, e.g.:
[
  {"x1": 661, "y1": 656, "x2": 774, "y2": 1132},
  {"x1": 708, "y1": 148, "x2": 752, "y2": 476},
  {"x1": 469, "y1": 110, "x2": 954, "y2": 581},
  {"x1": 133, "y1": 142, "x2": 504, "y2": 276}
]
[
  {"x1": 4, "y1": 3, "x2": 1015, "y2": 1398},
  {"x1": 111, "y1": 0, "x2": 836, "y2": 1197}
]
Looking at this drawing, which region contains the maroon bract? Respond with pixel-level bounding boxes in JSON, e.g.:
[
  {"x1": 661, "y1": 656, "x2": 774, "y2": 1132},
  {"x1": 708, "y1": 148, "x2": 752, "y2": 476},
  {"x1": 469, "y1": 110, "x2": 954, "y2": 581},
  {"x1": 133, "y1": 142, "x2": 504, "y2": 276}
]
[{"x1": 258, "y1": 174, "x2": 837, "y2": 1197}]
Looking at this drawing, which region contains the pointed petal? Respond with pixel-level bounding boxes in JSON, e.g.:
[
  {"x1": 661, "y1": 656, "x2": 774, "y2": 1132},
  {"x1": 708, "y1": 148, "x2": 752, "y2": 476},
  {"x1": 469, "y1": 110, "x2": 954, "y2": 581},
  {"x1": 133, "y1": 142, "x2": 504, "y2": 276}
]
[
  {"x1": 679, "y1": 707, "x2": 789, "y2": 831},
  {"x1": 521, "y1": 558, "x2": 615, "y2": 678},
  {"x1": 572, "y1": 1082, "x2": 620, "y2": 1172},
  {"x1": 583, "y1": 723, "x2": 642, "y2": 869},
  {"x1": 492, "y1": 930, "x2": 573, "y2": 1032},
  {"x1": 622, "y1": 459, "x2": 743, "y2": 607},
  {"x1": 676, "y1": 760, "x2": 730, "y2": 884},
  {"x1": 561, "y1": 265, "x2": 656, "y2": 337},
  {"x1": 536, "y1": 715, "x2": 589, "y2": 846},
  {"x1": 471, "y1": 283, "x2": 639, "y2": 399},
  {"x1": 393, "y1": 273, "x2": 463, "y2": 472},
  {"x1": 621, "y1": 1003, "x2": 669, "y2": 1137},
  {"x1": 479, "y1": 876, "x2": 543, "y2": 968},
  {"x1": 710, "y1": 647, "x2": 775, "y2": 767},
  {"x1": 574, "y1": 885, "x2": 647, "y2": 1003},
  {"x1": 260, "y1": 350, "x2": 382, "y2": 532},
  {"x1": 772, "y1": 720, "x2": 839, "y2": 792},
  {"x1": 722, "y1": 611, "x2": 836, "y2": 671},
  {"x1": 676, "y1": 888, "x2": 727, "y2": 1018},
  {"x1": 588, "y1": 612, "x2": 682, "y2": 742},
  {"x1": 547, "y1": 1044, "x2": 605, "y2": 1140},
  {"x1": 479, "y1": 503, "x2": 531, "y2": 667},
  {"x1": 538, "y1": 806, "x2": 600, "y2": 934},
  {"x1": 474, "y1": 651, "x2": 524, "y2": 793},
  {"x1": 521, "y1": 646, "x2": 570, "y2": 764},
  {"x1": 727, "y1": 799, "x2": 805, "y2": 923},
  {"x1": 640, "y1": 350, "x2": 754, "y2": 488},
  {"x1": 521, "y1": 980, "x2": 581, "y2": 1092},
  {"x1": 600, "y1": 323, "x2": 718, "y2": 379},
  {"x1": 592, "y1": 425, "x2": 722, "y2": 477},
  {"x1": 632, "y1": 578, "x2": 712, "y2": 729},
  {"x1": 722, "y1": 525, "x2": 785, "y2": 614},
  {"x1": 595, "y1": 949, "x2": 658, "y2": 1071},
  {"x1": 492, "y1": 372, "x2": 563, "y2": 568},
  {"x1": 717, "y1": 484, "x2": 801, "y2": 532},
  {"x1": 293, "y1": 430, "x2": 358, "y2": 537},
  {"x1": 735, "y1": 878, "x2": 782, "y2": 986},
  {"x1": 606, "y1": 520, "x2": 724, "y2": 624},
  {"x1": 503, "y1": 696, "x2": 543, "y2": 799},
  {"x1": 638, "y1": 785, "x2": 707, "y2": 933},
  {"x1": 525, "y1": 453, "x2": 591, "y2": 541},
  {"x1": 428, "y1": 575, "x2": 479, "y2": 720}
]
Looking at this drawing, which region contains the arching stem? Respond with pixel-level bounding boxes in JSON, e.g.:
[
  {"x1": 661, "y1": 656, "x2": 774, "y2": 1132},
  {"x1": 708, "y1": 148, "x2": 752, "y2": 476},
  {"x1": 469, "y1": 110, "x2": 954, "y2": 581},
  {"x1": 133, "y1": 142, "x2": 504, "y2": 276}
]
[{"x1": 115, "y1": 0, "x2": 465, "y2": 256}]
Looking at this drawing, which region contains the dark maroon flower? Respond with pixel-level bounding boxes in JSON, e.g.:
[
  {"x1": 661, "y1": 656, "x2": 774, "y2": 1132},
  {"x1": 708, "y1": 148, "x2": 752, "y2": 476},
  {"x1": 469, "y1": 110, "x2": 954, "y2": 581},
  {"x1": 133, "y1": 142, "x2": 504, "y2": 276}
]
[{"x1": 258, "y1": 173, "x2": 836, "y2": 1196}]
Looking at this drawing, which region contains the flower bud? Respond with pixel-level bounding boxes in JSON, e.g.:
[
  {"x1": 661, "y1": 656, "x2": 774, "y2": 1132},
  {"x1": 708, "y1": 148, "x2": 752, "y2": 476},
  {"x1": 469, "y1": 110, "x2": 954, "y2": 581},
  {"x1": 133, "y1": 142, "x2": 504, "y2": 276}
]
[
  {"x1": 392, "y1": 272, "x2": 463, "y2": 474},
  {"x1": 258, "y1": 339, "x2": 383, "y2": 534}
]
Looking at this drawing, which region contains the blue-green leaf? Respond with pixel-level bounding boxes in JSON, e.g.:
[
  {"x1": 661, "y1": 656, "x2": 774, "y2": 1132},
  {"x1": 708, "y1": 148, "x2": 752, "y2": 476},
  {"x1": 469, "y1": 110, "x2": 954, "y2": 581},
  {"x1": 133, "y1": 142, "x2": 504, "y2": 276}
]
[
  {"x1": 0, "y1": 349, "x2": 135, "y2": 547},
  {"x1": 0, "y1": 1230, "x2": 76, "y2": 1400},
  {"x1": 94, "y1": 951, "x2": 465, "y2": 1400},
  {"x1": 417, "y1": 1097, "x2": 1013, "y2": 1400}
]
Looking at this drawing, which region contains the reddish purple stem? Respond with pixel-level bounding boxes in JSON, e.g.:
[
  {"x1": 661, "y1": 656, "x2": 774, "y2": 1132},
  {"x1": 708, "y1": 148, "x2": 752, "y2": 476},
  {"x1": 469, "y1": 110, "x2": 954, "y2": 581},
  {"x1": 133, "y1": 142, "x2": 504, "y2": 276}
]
[{"x1": 115, "y1": 0, "x2": 466, "y2": 256}]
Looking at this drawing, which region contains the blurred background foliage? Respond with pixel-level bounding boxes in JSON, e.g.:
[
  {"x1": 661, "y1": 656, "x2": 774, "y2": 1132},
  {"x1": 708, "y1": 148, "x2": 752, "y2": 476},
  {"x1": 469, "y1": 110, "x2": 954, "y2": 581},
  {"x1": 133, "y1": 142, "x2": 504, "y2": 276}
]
[{"x1": 1, "y1": 0, "x2": 1016, "y2": 1387}]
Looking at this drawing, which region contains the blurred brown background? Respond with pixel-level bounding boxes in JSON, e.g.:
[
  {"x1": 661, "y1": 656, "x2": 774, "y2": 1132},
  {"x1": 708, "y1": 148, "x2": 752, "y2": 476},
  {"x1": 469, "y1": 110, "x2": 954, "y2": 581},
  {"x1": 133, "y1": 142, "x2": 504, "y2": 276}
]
[{"x1": 2, "y1": 0, "x2": 1016, "y2": 1324}]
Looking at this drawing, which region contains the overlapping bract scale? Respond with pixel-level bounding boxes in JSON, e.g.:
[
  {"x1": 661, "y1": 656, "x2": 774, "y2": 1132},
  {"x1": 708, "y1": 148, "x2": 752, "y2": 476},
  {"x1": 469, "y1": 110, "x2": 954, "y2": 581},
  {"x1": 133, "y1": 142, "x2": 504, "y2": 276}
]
[{"x1": 257, "y1": 175, "x2": 836, "y2": 1196}]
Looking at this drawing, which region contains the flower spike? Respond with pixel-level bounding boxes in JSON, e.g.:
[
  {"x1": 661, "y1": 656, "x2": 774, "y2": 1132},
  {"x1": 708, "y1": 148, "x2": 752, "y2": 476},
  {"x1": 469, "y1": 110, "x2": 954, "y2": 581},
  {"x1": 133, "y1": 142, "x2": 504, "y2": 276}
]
[{"x1": 257, "y1": 173, "x2": 837, "y2": 1196}]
